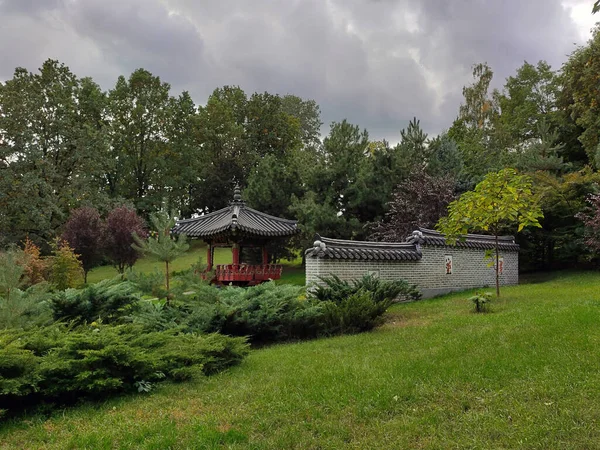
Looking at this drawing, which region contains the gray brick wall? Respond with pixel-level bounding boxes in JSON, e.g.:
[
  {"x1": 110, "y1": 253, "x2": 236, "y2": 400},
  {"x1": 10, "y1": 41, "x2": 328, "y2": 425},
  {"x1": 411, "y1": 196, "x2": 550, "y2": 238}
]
[{"x1": 305, "y1": 245, "x2": 518, "y2": 298}]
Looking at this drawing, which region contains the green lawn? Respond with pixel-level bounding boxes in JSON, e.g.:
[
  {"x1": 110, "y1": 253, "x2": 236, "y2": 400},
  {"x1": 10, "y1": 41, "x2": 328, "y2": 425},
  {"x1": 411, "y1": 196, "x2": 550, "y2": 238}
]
[
  {"x1": 86, "y1": 241, "x2": 305, "y2": 286},
  {"x1": 3, "y1": 272, "x2": 600, "y2": 449}
]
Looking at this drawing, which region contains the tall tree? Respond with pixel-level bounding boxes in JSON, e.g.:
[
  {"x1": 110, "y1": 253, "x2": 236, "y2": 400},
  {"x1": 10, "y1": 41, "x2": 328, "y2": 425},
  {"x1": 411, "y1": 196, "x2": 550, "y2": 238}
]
[
  {"x1": 561, "y1": 26, "x2": 600, "y2": 166},
  {"x1": 106, "y1": 69, "x2": 172, "y2": 213},
  {"x1": 0, "y1": 60, "x2": 109, "y2": 247}
]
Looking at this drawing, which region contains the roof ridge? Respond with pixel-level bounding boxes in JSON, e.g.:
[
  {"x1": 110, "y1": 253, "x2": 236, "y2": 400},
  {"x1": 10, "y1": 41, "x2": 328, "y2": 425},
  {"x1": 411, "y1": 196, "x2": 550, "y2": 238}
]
[
  {"x1": 242, "y1": 205, "x2": 299, "y2": 224},
  {"x1": 175, "y1": 205, "x2": 232, "y2": 224},
  {"x1": 417, "y1": 227, "x2": 515, "y2": 242}
]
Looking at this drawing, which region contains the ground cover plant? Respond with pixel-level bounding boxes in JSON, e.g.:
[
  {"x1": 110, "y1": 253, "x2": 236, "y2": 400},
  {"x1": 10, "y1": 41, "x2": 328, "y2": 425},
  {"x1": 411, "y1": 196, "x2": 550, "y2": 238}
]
[{"x1": 2, "y1": 271, "x2": 599, "y2": 448}]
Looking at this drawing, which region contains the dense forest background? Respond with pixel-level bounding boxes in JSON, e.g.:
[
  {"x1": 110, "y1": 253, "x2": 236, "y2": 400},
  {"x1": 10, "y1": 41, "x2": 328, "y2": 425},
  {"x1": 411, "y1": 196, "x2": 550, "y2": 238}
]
[{"x1": 4, "y1": 26, "x2": 600, "y2": 271}]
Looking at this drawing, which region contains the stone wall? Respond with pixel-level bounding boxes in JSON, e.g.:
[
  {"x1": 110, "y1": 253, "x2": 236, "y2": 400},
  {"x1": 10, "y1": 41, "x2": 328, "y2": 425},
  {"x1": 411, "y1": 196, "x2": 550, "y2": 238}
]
[{"x1": 305, "y1": 245, "x2": 518, "y2": 298}]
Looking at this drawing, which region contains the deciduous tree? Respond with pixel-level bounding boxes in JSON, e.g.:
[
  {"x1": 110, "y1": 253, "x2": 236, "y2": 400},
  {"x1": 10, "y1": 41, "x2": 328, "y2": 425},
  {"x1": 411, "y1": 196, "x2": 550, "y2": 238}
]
[
  {"x1": 437, "y1": 168, "x2": 543, "y2": 296},
  {"x1": 62, "y1": 207, "x2": 105, "y2": 283},
  {"x1": 104, "y1": 206, "x2": 147, "y2": 274}
]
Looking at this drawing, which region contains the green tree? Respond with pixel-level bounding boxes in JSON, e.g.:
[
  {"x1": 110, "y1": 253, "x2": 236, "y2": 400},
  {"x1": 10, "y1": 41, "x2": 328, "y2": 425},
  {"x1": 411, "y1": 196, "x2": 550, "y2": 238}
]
[
  {"x1": 48, "y1": 239, "x2": 84, "y2": 290},
  {"x1": 561, "y1": 26, "x2": 600, "y2": 166},
  {"x1": 0, "y1": 248, "x2": 25, "y2": 305},
  {"x1": 106, "y1": 69, "x2": 172, "y2": 213},
  {"x1": 0, "y1": 60, "x2": 109, "y2": 247},
  {"x1": 437, "y1": 168, "x2": 543, "y2": 297},
  {"x1": 132, "y1": 211, "x2": 189, "y2": 302}
]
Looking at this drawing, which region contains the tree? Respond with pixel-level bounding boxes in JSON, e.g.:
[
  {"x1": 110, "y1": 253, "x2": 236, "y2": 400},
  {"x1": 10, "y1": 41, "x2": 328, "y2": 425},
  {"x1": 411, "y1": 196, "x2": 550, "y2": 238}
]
[
  {"x1": 371, "y1": 170, "x2": 456, "y2": 242},
  {"x1": 0, "y1": 59, "x2": 109, "y2": 247},
  {"x1": 437, "y1": 168, "x2": 543, "y2": 297},
  {"x1": 0, "y1": 248, "x2": 25, "y2": 305},
  {"x1": 576, "y1": 192, "x2": 600, "y2": 255},
  {"x1": 132, "y1": 211, "x2": 189, "y2": 302},
  {"x1": 561, "y1": 26, "x2": 600, "y2": 166},
  {"x1": 19, "y1": 237, "x2": 48, "y2": 286},
  {"x1": 104, "y1": 206, "x2": 147, "y2": 274},
  {"x1": 106, "y1": 69, "x2": 172, "y2": 213},
  {"x1": 48, "y1": 239, "x2": 84, "y2": 290},
  {"x1": 280, "y1": 95, "x2": 323, "y2": 148},
  {"x1": 62, "y1": 207, "x2": 106, "y2": 283}
]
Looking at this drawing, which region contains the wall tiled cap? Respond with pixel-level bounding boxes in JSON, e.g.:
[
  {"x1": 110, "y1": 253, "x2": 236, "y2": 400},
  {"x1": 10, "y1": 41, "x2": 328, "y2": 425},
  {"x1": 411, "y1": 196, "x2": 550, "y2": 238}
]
[{"x1": 305, "y1": 234, "x2": 422, "y2": 261}]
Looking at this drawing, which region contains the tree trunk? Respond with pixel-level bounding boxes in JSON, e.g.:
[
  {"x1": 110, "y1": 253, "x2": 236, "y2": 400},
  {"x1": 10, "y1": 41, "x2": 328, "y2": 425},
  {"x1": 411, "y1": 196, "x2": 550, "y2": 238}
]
[
  {"x1": 165, "y1": 260, "x2": 170, "y2": 306},
  {"x1": 495, "y1": 233, "x2": 500, "y2": 297},
  {"x1": 84, "y1": 270, "x2": 88, "y2": 285}
]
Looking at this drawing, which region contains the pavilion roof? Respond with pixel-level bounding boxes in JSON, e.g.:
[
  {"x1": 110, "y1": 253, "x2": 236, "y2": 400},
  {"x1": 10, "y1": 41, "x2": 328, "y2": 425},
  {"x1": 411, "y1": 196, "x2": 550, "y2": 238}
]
[{"x1": 172, "y1": 186, "x2": 298, "y2": 239}]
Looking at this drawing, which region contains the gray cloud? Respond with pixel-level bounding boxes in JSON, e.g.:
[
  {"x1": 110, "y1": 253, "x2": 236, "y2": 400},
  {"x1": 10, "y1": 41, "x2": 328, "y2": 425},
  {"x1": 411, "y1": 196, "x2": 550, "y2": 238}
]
[{"x1": 0, "y1": 0, "x2": 590, "y2": 141}]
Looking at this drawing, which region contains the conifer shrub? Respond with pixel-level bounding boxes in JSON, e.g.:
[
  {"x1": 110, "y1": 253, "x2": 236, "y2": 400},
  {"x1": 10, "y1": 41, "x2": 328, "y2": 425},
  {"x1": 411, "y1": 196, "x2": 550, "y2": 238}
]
[
  {"x1": 0, "y1": 324, "x2": 249, "y2": 415},
  {"x1": 50, "y1": 278, "x2": 141, "y2": 324},
  {"x1": 48, "y1": 239, "x2": 84, "y2": 290},
  {"x1": 311, "y1": 274, "x2": 421, "y2": 304}
]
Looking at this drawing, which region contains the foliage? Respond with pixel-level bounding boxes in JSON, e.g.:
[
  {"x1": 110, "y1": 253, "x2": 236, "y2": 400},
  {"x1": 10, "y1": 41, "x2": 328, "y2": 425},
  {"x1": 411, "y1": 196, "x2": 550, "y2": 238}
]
[
  {"x1": 0, "y1": 283, "x2": 52, "y2": 330},
  {"x1": 0, "y1": 60, "x2": 109, "y2": 247},
  {"x1": 311, "y1": 274, "x2": 421, "y2": 304},
  {"x1": 19, "y1": 238, "x2": 48, "y2": 287},
  {"x1": 437, "y1": 169, "x2": 543, "y2": 296},
  {"x1": 561, "y1": 26, "x2": 600, "y2": 165},
  {"x1": 104, "y1": 206, "x2": 147, "y2": 274},
  {"x1": 0, "y1": 248, "x2": 26, "y2": 305},
  {"x1": 468, "y1": 291, "x2": 492, "y2": 313},
  {"x1": 126, "y1": 270, "x2": 168, "y2": 299},
  {"x1": 0, "y1": 324, "x2": 249, "y2": 414},
  {"x1": 132, "y1": 211, "x2": 189, "y2": 299},
  {"x1": 50, "y1": 278, "x2": 141, "y2": 324},
  {"x1": 371, "y1": 170, "x2": 456, "y2": 241},
  {"x1": 62, "y1": 207, "x2": 105, "y2": 283},
  {"x1": 132, "y1": 279, "x2": 403, "y2": 344},
  {"x1": 47, "y1": 239, "x2": 84, "y2": 290},
  {"x1": 575, "y1": 193, "x2": 600, "y2": 254}
]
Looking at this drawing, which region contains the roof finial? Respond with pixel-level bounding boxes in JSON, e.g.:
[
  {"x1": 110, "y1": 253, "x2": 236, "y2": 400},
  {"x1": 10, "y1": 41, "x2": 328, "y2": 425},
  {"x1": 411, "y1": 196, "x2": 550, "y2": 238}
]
[{"x1": 233, "y1": 183, "x2": 242, "y2": 202}]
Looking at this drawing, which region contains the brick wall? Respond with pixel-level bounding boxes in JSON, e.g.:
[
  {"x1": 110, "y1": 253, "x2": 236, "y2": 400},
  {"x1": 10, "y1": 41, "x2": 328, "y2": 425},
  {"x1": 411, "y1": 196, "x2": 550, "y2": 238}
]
[{"x1": 305, "y1": 245, "x2": 518, "y2": 298}]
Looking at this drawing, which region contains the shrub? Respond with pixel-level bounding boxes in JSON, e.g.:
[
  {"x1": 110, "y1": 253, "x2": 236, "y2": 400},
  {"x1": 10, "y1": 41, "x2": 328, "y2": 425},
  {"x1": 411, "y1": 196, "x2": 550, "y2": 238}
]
[
  {"x1": 0, "y1": 283, "x2": 52, "y2": 330},
  {"x1": 322, "y1": 290, "x2": 391, "y2": 335},
  {"x1": 132, "y1": 281, "x2": 394, "y2": 344},
  {"x1": 469, "y1": 291, "x2": 492, "y2": 313},
  {"x1": 48, "y1": 239, "x2": 84, "y2": 290},
  {"x1": 19, "y1": 238, "x2": 48, "y2": 287},
  {"x1": 0, "y1": 324, "x2": 249, "y2": 414},
  {"x1": 127, "y1": 270, "x2": 168, "y2": 299},
  {"x1": 50, "y1": 278, "x2": 141, "y2": 324},
  {"x1": 311, "y1": 274, "x2": 421, "y2": 304}
]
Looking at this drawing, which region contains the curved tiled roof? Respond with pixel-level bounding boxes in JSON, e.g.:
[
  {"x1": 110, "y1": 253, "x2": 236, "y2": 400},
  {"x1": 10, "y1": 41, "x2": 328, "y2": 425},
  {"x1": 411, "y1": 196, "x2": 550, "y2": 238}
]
[
  {"x1": 306, "y1": 228, "x2": 519, "y2": 260},
  {"x1": 407, "y1": 228, "x2": 519, "y2": 251},
  {"x1": 305, "y1": 234, "x2": 422, "y2": 261},
  {"x1": 173, "y1": 187, "x2": 298, "y2": 239}
]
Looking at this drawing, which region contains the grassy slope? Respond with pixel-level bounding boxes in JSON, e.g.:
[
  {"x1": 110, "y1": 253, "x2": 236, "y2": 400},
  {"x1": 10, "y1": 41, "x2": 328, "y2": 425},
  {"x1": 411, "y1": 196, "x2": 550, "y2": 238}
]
[
  {"x1": 3, "y1": 272, "x2": 600, "y2": 449},
  {"x1": 86, "y1": 241, "x2": 305, "y2": 286}
]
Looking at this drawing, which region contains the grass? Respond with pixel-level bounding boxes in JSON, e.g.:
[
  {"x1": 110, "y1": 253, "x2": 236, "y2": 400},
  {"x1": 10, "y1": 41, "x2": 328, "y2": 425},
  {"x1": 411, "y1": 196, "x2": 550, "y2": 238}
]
[
  {"x1": 3, "y1": 271, "x2": 600, "y2": 448},
  {"x1": 86, "y1": 241, "x2": 305, "y2": 286}
]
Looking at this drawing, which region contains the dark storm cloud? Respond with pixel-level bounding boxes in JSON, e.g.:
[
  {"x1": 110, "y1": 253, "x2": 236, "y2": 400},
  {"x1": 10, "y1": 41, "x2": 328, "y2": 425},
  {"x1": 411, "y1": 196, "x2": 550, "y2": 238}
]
[{"x1": 0, "y1": 0, "x2": 589, "y2": 141}]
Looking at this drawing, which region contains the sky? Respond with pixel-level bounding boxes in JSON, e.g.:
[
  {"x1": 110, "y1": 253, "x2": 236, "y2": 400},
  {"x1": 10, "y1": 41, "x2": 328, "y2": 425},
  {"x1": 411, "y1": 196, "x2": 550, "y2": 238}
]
[{"x1": 0, "y1": 0, "x2": 597, "y2": 142}]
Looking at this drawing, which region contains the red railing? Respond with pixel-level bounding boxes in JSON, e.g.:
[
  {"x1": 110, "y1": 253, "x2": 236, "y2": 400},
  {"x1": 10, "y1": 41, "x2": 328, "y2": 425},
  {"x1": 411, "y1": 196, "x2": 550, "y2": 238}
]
[{"x1": 214, "y1": 264, "x2": 283, "y2": 284}]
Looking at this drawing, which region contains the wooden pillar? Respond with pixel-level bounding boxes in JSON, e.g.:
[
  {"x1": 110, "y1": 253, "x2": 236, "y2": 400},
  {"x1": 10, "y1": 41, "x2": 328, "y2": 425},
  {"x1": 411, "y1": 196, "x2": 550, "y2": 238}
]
[
  {"x1": 206, "y1": 243, "x2": 213, "y2": 271},
  {"x1": 262, "y1": 246, "x2": 268, "y2": 265},
  {"x1": 232, "y1": 243, "x2": 240, "y2": 266}
]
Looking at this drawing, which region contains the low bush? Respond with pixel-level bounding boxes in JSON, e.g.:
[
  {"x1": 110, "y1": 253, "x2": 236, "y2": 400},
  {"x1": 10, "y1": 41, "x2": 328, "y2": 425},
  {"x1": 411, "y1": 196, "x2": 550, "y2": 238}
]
[
  {"x1": 0, "y1": 324, "x2": 249, "y2": 415},
  {"x1": 469, "y1": 291, "x2": 493, "y2": 313},
  {"x1": 50, "y1": 278, "x2": 141, "y2": 324},
  {"x1": 311, "y1": 274, "x2": 421, "y2": 304},
  {"x1": 0, "y1": 283, "x2": 52, "y2": 330},
  {"x1": 133, "y1": 280, "x2": 397, "y2": 344}
]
